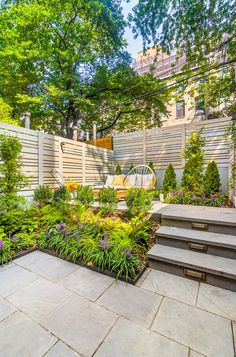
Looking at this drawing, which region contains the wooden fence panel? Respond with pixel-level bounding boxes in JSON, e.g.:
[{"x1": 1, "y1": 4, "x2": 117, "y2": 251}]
[
  {"x1": 113, "y1": 117, "x2": 232, "y2": 172},
  {"x1": 0, "y1": 122, "x2": 114, "y2": 197}
]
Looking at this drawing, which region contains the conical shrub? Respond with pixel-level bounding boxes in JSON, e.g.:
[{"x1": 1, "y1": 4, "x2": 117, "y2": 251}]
[
  {"x1": 163, "y1": 163, "x2": 177, "y2": 192},
  {"x1": 203, "y1": 161, "x2": 221, "y2": 195}
]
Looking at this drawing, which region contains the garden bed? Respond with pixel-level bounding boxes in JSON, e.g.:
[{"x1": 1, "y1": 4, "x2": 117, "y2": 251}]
[{"x1": 39, "y1": 248, "x2": 147, "y2": 284}]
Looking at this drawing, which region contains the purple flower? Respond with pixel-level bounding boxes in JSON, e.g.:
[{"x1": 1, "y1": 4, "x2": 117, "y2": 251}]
[
  {"x1": 201, "y1": 193, "x2": 206, "y2": 199},
  {"x1": 119, "y1": 248, "x2": 133, "y2": 258},
  {"x1": 8, "y1": 232, "x2": 11, "y2": 239},
  {"x1": 99, "y1": 235, "x2": 110, "y2": 252},
  {"x1": 74, "y1": 230, "x2": 79, "y2": 238},
  {"x1": 11, "y1": 235, "x2": 17, "y2": 243},
  {"x1": 0, "y1": 240, "x2": 4, "y2": 250},
  {"x1": 57, "y1": 222, "x2": 66, "y2": 232}
]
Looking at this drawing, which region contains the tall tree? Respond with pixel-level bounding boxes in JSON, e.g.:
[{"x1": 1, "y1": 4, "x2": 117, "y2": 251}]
[
  {"x1": 130, "y1": 0, "x2": 236, "y2": 113},
  {"x1": 0, "y1": 0, "x2": 170, "y2": 137}
]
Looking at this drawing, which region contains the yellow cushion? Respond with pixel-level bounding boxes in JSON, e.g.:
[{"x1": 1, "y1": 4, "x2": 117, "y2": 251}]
[{"x1": 112, "y1": 175, "x2": 124, "y2": 187}]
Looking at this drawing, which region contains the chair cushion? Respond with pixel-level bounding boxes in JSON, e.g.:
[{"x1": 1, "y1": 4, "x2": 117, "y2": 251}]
[
  {"x1": 112, "y1": 175, "x2": 125, "y2": 187},
  {"x1": 104, "y1": 175, "x2": 114, "y2": 187}
]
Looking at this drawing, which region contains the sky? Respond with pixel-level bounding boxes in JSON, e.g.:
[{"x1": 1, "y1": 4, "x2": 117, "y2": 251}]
[{"x1": 121, "y1": 0, "x2": 143, "y2": 59}]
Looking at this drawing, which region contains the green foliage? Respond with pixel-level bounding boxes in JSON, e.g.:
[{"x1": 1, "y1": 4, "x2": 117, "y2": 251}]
[
  {"x1": 0, "y1": 0, "x2": 169, "y2": 137},
  {"x1": 129, "y1": 163, "x2": 134, "y2": 171},
  {"x1": 165, "y1": 191, "x2": 226, "y2": 207},
  {"x1": 0, "y1": 135, "x2": 27, "y2": 208},
  {"x1": 163, "y1": 163, "x2": 177, "y2": 193},
  {"x1": 148, "y1": 162, "x2": 155, "y2": 172},
  {"x1": 225, "y1": 121, "x2": 236, "y2": 149},
  {"x1": 130, "y1": 1, "x2": 235, "y2": 108},
  {"x1": 0, "y1": 98, "x2": 20, "y2": 126},
  {"x1": 37, "y1": 210, "x2": 151, "y2": 280},
  {"x1": 77, "y1": 185, "x2": 94, "y2": 206},
  {"x1": 52, "y1": 186, "x2": 70, "y2": 205},
  {"x1": 115, "y1": 164, "x2": 122, "y2": 175},
  {"x1": 181, "y1": 131, "x2": 205, "y2": 192},
  {"x1": 203, "y1": 161, "x2": 221, "y2": 195},
  {"x1": 125, "y1": 188, "x2": 153, "y2": 217},
  {"x1": 33, "y1": 185, "x2": 53, "y2": 207},
  {"x1": 98, "y1": 187, "x2": 118, "y2": 214}
]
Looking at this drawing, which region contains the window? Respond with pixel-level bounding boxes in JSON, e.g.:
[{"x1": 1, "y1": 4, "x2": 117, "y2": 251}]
[
  {"x1": 195, "y1": 97, "x2": 205, "y2": 115},
  {"x1": 176, "y1": 100, "x2": 185, "y2": 118}
]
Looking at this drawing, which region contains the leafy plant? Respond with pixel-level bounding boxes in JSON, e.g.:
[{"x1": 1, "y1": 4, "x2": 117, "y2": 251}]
[
  {"x1": 148, "y1": 162, "x2": 155, "y2": 172},
  {"x1": 52, "y1": 186, "x2": 70, "y2": 205},
  {"x1": 129, "y1": 163, "x2": 134, "y2": 171},
  {"x1": 0, "y1": 135, "x2": 27, "y2": 209},
  {"x1": 33, "y1": 185, "x2": 53, "y2": 207},
  {"x1": 77, "y1": 185, "x2": 94, "y2": 206},
  {"x1": 125, "y1": 188, "x2": 153, "y2": 217},
  {"x1": 165, "y1": 191, "x2": 226, "y2": 207},
  {"x1": 203, "y1": 161, "x2": 221, "y2": 195},
  {"x1": 115, "y1": 164, "x2": 122, "y2": 175},
  {"x1": 98, "y1": 187, "x2": 118, "y2": 214},
  {"x1": 181, "y1": 130, "x2": 205, "y2": 192},
  {"x1": 163, "y1": 163, "x2": 177, "y2": 192}
]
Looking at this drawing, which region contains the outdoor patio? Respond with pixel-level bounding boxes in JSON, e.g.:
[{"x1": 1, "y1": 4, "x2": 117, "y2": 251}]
[{"x1": 0, "y1": 250, "x2": 235, "y2": 357}]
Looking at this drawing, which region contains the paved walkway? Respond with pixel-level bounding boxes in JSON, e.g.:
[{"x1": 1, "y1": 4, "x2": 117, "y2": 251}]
[{"x1": 0, "y1": 251, "x2": 235, "y2": 357}]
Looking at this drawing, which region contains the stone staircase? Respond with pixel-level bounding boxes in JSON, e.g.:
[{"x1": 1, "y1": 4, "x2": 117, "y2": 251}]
[{"x1": 147, "y1": 205, "x2": 236, "y2": 291}]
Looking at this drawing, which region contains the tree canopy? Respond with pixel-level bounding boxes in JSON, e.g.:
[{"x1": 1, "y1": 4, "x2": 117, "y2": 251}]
[
  {"x1": 0, "y1": 0, "x2": 170, "y2": 137},
  {"x1": 130, "y1": 0, "x2": 236, "y2": 113}
]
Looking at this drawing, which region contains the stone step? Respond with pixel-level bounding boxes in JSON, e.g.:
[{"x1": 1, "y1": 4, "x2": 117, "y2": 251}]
[
  {"x1": 147, "y1": 245, "x2": 236, "y2": 291},
  {"x1": 156, "y1": 226, "x2": 236, "y2": 259},
  {"x1": 160, "y1": 205, "x2": 236, "y2": 235}
]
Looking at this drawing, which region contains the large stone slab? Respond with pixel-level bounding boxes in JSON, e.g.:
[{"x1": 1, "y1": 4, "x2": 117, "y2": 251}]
[
  {"x1": 45, "y1": 341, "x2": 81, "y2": 357},
  {"x1": 0, "y1": 311, "x2": 57, "y2": 357},
  {"x1": 189, "y1": 351, "x2": 206, "y2": 357},
  {"x1": 0, "y1": 297, "x2": 16, "y2": 322},
  {"x1": 197, "y1": 283, "x2": 236, "y2": 320},
  {"x1": 0, "y1": 264, "x2": 37, "y2": 297},
  {"x1": 42, "y1": 294, "x2": 118, "y2": 357},
  {"x1": 59, "y1": 267, "x2": 114, "y2": 301},
  {"x1": 152, "y1": 297, "x2": 234, "y2": 357},
  {"x1": 7, "y1": 278, "x2": 72, "y2": 321},
  {"x1": 15, "y1": 251, "x2": 78, "y2": 282},
  {"x1": 97, "y1": 281, "x2": 162, "y2": 328},
  {"x1": 94, "y1": 317, "x2": 189, "y2": 357},
  {"x1": 141, "y1": 269, "x2": 198, "y2": 305}
]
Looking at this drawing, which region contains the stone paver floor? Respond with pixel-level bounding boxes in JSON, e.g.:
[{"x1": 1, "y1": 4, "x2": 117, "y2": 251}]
[{"x1": 0, "y1": 251, "x2": 235, "y2": 357}]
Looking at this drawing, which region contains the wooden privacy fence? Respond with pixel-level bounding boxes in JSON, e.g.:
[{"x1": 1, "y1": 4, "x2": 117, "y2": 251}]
[
  {"x1": 0, "y1": 122, "x2": 114, "y2": 197},
  {"x1": 113, "y1": 117, "x2": 232, "y2": 171}
]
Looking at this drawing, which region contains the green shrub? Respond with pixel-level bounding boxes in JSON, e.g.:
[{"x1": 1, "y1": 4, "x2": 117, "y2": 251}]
[
  {"x1": 203, "y1": 161, "x2": 221, "y2": 195},
  {"x1": 115, "y1": 164, "x2": 122, "y2": 175},
  {"x1": 163, "y1": 164, "x2": 177, "y2": 192},
  {"x1": 164, "y1": 191, "x2": 226, "y2": 207},
  {"x1": 129, "y1": 163, "x2": 134, "y2": 171},
  {"x1": 0, "y1": 135, "x2": 27, "y2": 209},
  {"x1": 98, "y1": 187, "x2": 118, "y2": 214},
  {"x1": 148, "y1": 162, "x2": 155, "y2": 172},
  {"x1": 52, "y1": 186, "x2": 70, "y2": 205},
  {"x1": 77, "y1": 185, "x2": 94, "y2": 206},
  {"x1": 181, "y1": 130, "x2": 205, "y2": 192},
  {"x1": 33, "y1": 185, "x2": 53, "y2": 207},
  {"x1": 125, "y1": 188, "x2": 153, "y2": 217}
]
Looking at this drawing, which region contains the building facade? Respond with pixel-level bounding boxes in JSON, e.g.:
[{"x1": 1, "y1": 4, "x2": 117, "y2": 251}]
[{"x1": 133, "y1": 48, "x2": 225, "y2": 126}]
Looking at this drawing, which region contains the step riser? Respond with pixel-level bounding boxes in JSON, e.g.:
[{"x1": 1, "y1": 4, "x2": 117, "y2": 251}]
[
  {"x1": 156, "y1": 237, "x2": 236, "y2": 259},
  {"x1": 162, "y1": 218, "x2": 236, "y2": 235},
  {"x1": 148, "y1": 258, "x2": 236, "y2": 292}
]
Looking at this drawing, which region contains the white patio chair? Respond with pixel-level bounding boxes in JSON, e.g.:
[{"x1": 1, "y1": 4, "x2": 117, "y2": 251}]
[{"x1": 123, "y1": 165, "x2": 156, "y2": 190}]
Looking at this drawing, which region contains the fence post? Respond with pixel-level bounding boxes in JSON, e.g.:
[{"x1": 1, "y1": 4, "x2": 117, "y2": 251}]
[
  {"x1": 38, "y1": 131, "x2": 44, "y2": 185},
  {"x1": 143, "y1": 130, "x2": 147, "y2": 164},
  {"x1": 58, "y1": 138, "x2": 63, "y2": 174},
  {"x1": 82, "y1": 143, "x2": 86, "y2": 185},
  {"x1": 181, "y1": 124, "x2": 186, "y2": 167}
]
